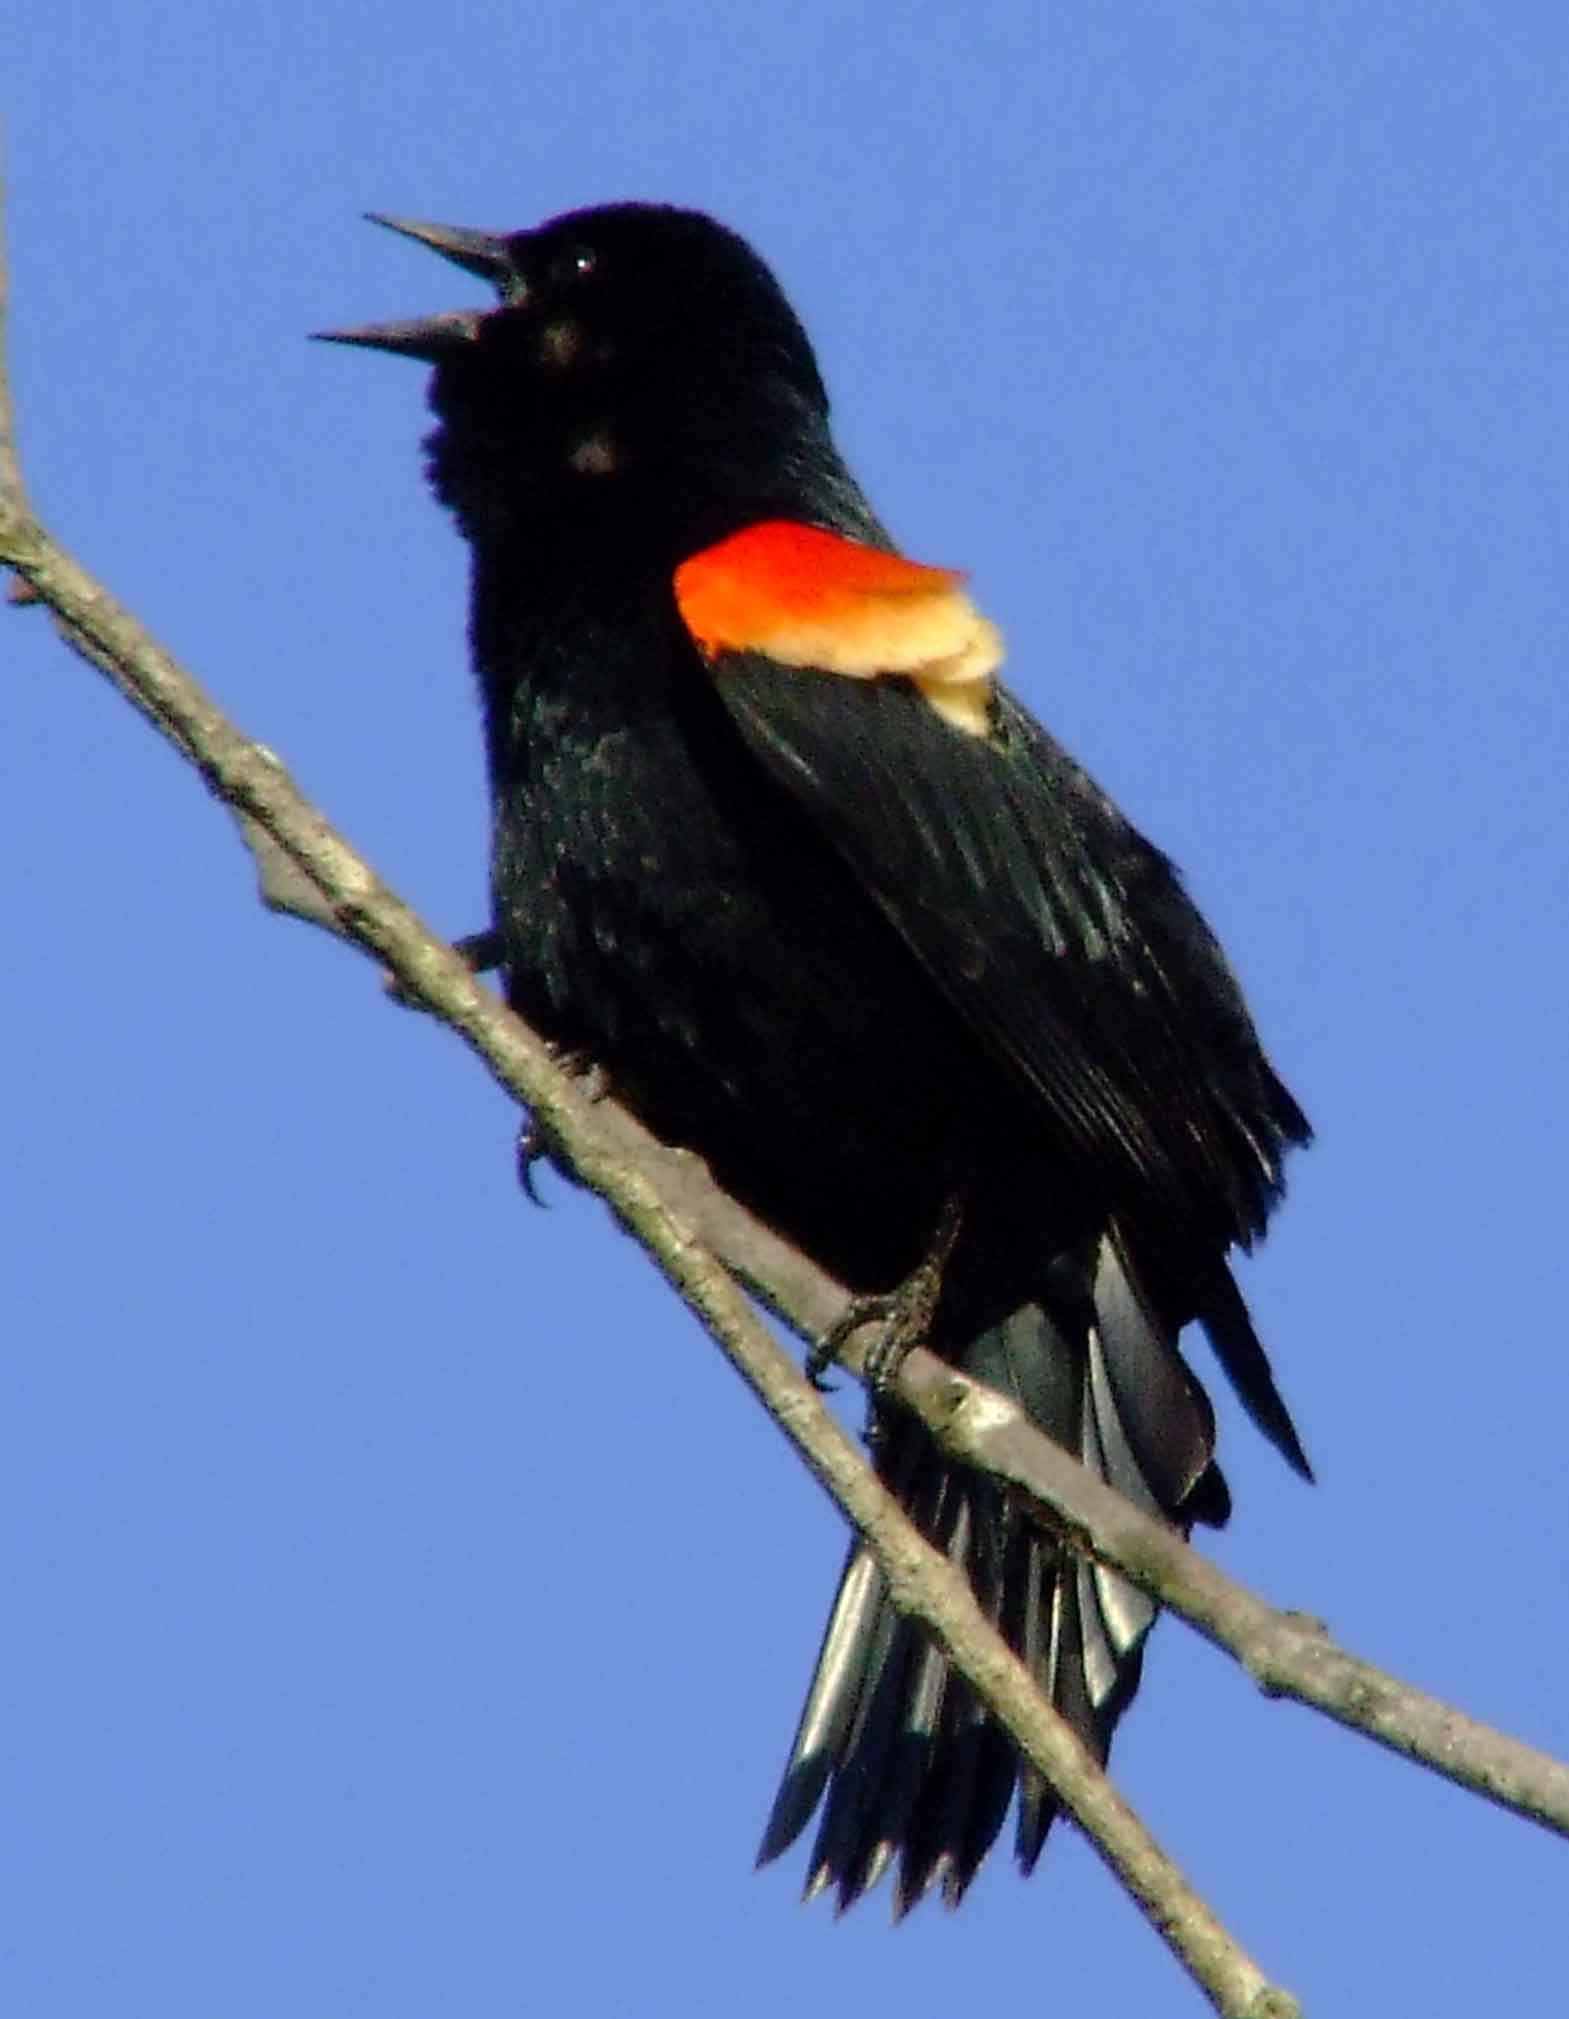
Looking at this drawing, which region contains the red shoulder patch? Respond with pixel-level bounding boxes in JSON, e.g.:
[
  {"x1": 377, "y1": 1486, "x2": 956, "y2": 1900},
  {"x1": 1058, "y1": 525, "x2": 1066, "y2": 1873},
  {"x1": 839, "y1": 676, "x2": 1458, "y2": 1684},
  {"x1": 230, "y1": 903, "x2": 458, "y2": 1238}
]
[
  {"x1": 673, "y1": 521, "x2": 1004, "y2": 736},
  {"x1": 674, "y1": 521, "x2": 961, "y2": 653}
]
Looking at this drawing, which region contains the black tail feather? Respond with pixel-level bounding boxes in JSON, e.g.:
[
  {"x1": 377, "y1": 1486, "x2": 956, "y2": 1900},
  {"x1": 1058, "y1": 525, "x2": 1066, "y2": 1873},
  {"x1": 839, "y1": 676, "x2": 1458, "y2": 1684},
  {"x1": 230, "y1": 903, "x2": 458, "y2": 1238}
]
[
  {"x1": 758, "y1": 1236, "x2": 1257, "y2": 1911},
  {"x1": 814, "y1": 1460, "x2": 966, "y2": 1907},
  {"x1": 1200, "y1": 1269, "x2": 1314, "y2": 1481}
]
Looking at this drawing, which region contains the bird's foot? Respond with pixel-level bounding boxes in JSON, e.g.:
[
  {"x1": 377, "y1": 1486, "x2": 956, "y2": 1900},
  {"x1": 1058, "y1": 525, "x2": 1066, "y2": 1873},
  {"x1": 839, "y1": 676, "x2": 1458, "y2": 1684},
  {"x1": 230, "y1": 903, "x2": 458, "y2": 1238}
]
[
  {"x1": 515, "y1": 1047, "x2": 610, "y2": 1204},
  {"x1": 806, "y1": 1194, "x2": 965, "y2": 1394},
  {"x1": 451, "y1": 928, "x2": 505, "y2": 975},
  {"x1": 384, "y1": 926, "x2": 504, "y2": 1008}
]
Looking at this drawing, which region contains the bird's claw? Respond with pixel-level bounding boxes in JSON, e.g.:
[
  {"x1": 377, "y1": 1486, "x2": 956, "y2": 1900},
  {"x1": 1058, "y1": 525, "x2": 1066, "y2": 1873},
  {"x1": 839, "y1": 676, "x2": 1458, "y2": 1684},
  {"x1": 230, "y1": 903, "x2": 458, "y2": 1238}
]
[
  {"x1": 806, "y1": 1289, "x2": 901, "y2": 1393},
  {"x1": 385, "y1": 925, "x2": 503, "y2": 1008},
  {"x1": 452, "y1": 928, "x2": 506, "y2": 975},
  {"x1": 805, "y1": 1194, "x2": 964, "y2": 1396},
  {"x1": 514, "y1": 1047, "x2": 611, "y2": 1205}
]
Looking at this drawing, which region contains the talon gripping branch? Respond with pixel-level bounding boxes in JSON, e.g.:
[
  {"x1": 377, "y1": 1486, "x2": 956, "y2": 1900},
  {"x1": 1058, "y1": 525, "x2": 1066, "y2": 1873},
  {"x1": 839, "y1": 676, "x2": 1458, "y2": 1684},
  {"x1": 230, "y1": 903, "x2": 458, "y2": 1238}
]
[{"x1": 320, "y1": 203, "x2": 1310, "y2": 1914}]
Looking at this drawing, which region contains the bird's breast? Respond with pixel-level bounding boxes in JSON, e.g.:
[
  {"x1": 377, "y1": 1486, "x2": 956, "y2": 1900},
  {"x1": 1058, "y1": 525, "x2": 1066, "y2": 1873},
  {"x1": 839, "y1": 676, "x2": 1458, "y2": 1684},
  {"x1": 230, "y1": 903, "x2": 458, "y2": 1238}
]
[{"x1": 483, "y1": 620, "x2": 1032, "y2": 1286}]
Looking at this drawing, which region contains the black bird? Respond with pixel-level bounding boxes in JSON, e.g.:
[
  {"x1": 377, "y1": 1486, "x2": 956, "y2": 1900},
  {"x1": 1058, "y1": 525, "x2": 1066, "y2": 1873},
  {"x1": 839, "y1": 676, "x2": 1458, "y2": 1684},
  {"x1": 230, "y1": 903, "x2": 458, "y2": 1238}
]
[{"x1": 319, "y1": 202, "x2": 1310, "y2": 1914}]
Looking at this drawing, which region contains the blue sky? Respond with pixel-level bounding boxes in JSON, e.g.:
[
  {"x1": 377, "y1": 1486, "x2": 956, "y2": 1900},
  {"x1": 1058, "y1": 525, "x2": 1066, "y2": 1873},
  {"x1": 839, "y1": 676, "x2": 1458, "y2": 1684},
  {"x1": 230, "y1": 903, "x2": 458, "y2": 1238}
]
[{"x1": 7, "y1": 5, "x2": 1568, "y2": 2014}]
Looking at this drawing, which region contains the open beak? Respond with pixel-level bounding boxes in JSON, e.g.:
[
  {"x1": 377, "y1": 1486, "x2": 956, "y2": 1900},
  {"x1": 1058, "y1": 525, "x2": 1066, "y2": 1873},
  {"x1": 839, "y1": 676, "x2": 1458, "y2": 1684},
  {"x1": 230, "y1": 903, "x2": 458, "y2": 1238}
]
[{"x1": 312, "y1": 213, "x2": 518, "y2": 362}]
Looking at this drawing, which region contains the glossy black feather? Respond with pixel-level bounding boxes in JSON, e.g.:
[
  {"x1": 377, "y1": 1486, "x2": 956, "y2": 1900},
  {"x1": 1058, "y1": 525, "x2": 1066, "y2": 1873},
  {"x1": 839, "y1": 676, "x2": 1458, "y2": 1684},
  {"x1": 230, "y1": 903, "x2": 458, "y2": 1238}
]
[
  {"x1": 346, "y1": 199, "x2": 1312, "y2": 1912},
  {"x1": 714, "y1": 661, "x2": 1307, "y2": 1251}
]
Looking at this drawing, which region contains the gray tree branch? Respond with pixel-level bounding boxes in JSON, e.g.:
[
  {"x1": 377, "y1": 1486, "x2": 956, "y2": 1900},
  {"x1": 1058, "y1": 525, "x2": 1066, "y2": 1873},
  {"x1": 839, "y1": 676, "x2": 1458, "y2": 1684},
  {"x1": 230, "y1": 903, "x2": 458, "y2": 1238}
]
[
  {"x1": 5, "y1": 178, "x2": 1562, "y2": 2014},
  {"x1": 0, "y1": 180, "x2": 1290, "y2": 2019}
]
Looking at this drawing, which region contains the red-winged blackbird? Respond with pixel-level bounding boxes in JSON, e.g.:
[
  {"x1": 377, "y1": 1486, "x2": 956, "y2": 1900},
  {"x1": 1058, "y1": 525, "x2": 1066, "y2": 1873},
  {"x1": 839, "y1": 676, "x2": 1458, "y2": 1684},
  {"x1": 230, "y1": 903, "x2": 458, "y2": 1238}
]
[{"x1": 320, "y1": 203, "x2": 1310, "y2": 1915}]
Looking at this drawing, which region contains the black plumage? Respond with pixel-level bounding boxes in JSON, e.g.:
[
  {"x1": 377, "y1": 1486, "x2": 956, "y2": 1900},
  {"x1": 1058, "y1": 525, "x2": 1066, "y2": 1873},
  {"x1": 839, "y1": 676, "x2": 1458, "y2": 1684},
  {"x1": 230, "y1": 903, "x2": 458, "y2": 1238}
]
[{"x1": 320, "y1": 202, "x2": 1310, "y2": 1913}]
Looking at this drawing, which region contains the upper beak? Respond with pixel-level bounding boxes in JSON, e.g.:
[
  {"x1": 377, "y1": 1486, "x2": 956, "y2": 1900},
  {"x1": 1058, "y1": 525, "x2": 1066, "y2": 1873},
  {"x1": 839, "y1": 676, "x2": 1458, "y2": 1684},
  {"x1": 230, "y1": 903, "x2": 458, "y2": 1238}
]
[
  {"x1": 363, "y1": 212, "x2": 514, "y2": 283},
  {"x1": 311, "y1": 212, "x2": 519, "y2": 362}
]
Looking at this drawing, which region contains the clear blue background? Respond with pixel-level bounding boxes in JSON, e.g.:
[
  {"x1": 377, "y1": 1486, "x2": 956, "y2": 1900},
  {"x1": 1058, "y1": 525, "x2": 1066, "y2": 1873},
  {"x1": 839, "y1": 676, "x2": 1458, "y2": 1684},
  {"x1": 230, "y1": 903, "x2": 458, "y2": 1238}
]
[{"x1": 7, "y1": 6, "x2": 1568, "y2": 2014}]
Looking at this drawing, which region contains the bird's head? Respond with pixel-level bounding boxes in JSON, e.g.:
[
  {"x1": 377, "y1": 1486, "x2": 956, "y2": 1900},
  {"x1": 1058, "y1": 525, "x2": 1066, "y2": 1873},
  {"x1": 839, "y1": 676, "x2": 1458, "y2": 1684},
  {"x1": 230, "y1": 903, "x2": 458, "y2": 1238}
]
[{"x1": 318, "y1": 203, "x2": 861, "y2": 562}]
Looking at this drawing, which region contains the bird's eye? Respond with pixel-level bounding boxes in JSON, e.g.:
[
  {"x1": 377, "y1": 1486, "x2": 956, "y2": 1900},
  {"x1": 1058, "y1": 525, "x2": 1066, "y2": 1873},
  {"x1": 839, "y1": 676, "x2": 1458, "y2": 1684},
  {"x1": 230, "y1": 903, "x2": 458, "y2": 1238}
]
[{"x1": 551, "y1": 244, "x2": 598, "y2": 287}]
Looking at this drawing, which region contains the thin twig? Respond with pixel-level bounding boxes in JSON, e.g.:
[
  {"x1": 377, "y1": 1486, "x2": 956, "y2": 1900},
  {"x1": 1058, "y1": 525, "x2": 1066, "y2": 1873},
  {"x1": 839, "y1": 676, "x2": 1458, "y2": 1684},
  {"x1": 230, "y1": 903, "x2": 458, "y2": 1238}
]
[
  {"x1": 533, "y1": 1095, "x2": 1569, "y2": 1842},
  {"x1": 11, "y1": 160, "x2": 1569, "y2": 1993},
  {"x1": 0, "y1": 179, "x2": 20, "y2": 511},
  {"x1": 0, "y1": 182, "x2": 1297, "y2": 2018},
  {"x1": 0, "y1": 485, "x2": 1292, "y2": 2019}
]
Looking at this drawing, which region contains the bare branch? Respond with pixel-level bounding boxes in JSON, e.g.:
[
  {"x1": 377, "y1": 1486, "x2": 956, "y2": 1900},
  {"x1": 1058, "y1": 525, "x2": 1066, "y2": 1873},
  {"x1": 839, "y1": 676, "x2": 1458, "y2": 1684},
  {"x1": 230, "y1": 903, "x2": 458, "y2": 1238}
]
[
  {"x1": 0, "y1": 180, "x2": 21, "y2": 516},
  {"x1": 0, "y1": 181, "x2": 1297, "y2": 2018},
  {"x1": 7, "y1": 176, "x2": 1562, "y2": 2009},
  {"x1": 0, "y1": 543, "x2": 1292, "y2": 2019},
  {"x1": 493, "y1": 1078, "x2": 1569, "y2": 1845}
]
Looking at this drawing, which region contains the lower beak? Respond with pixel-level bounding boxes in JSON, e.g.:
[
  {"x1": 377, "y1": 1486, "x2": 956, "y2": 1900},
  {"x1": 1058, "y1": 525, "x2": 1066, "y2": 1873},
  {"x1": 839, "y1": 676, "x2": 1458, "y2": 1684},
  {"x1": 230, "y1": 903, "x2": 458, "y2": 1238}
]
[{"x1": 311, "y1": 309, "x2": 484, "y2": 362}]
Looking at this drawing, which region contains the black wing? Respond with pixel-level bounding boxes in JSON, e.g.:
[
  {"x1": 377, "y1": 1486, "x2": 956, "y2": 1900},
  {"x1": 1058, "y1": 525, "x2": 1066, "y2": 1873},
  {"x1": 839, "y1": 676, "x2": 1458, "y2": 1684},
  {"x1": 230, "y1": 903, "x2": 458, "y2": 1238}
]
[
  {"x1": 710, "y1": 660, "x2": 1309, "y2": 1257},
  {"x1": 725, "y1": 656, "x2": 1315, "y2": 1902}
]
